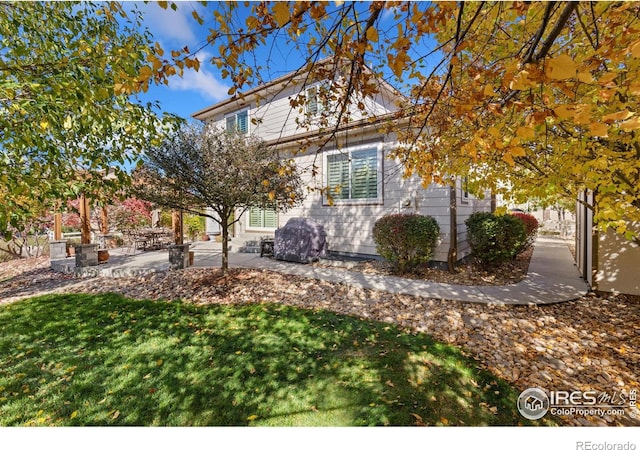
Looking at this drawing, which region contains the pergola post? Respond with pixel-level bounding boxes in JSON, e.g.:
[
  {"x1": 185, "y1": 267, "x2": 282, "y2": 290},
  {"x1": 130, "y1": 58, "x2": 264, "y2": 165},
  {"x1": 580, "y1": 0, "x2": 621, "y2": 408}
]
[
  {"x1": 53, "y1": 213, "x2": 62, "y2": 241},
  {"x1": 100, "y1": 206, "x2": 109, "y2": 234},
  {"x1": 172, "y1": 210, "x2": 183, "y2": 245},
  {"x1": 79, "y1": 192, "x2": 91, "y2": 245}
]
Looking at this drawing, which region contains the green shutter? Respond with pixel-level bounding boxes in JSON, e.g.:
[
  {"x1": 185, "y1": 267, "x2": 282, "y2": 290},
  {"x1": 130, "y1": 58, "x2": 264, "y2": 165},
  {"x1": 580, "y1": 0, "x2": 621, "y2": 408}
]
[
  {"x1": 327, "y1": 153, "x2": 349, "y2": 199},
  {"x1": 249, "y1": 207, "x2": 276, "y2": 228},
  {"x1": 237, "y1": 110, "x2": 248, "y2": 134},
  {"x1": 249, "y1": 207, "x2": 261, "y2": 228},
  {"x1": 351, "y1": 148, "x2": 378, "y2": 199},
  {"x1": 263, "y1": 209, "x2": 277, "y2": 228}
]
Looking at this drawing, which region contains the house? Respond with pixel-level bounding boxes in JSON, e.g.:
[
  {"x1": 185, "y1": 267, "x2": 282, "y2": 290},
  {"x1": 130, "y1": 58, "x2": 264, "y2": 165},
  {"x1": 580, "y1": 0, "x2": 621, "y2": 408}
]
[
  {"x1": 192, "y1": 61, "x2": 491, "y2": 264},
  {"x1": 576, "y1": 191, "x2": 640, "y2": 295}
]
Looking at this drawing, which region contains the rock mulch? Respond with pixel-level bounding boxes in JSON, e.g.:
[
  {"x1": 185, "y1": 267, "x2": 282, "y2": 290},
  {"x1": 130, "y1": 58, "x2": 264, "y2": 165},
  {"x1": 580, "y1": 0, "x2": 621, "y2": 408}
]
[{"x1": 1, "y1": 259, "x2": 639, "y2": 426}]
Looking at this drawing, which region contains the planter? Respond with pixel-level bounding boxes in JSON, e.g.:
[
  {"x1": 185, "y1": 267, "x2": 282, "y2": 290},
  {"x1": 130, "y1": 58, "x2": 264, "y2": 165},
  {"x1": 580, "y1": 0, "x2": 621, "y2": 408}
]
[
  {"x1": 66, "y1": 245, "x2": 75, "y2": 257},
  {"x1": 98, "y1": 249, "x2": 110, "y2": 264}
]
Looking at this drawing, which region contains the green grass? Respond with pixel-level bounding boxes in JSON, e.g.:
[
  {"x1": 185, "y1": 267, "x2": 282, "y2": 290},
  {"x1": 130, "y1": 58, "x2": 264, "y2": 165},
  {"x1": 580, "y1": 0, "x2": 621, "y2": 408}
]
[{"x1": 0, "y1": 293, "x2": 551, "y2": 426}]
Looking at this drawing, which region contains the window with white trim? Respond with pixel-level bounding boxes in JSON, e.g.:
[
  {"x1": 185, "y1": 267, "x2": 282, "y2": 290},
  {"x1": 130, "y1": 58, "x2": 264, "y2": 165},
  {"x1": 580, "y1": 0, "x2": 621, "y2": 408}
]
[
  {"x1": 225, "y1": 109, "x2": 249, "y2": 134},
  {"x1": 324, "y1": 144, "x2": 382, "y2": 204},
  {"x1": 248, "y1": 207, "x2": 277, "y2": 230}
]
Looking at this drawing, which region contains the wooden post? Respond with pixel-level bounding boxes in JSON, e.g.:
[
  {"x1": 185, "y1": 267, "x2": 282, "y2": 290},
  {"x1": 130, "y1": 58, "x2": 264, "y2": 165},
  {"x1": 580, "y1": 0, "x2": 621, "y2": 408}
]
[
  {"x1": 172, "y1": 210, "x2": 183, "y2": 245},
  {"x1": 101, "y1": 206, "x2": 109, "y2": 234},
  {"x1": 53, "y1": 213, "x2": 62, "y2": 241},
  {"x1": 79, "y1": 193, "x2": 91, "y2": 244}
]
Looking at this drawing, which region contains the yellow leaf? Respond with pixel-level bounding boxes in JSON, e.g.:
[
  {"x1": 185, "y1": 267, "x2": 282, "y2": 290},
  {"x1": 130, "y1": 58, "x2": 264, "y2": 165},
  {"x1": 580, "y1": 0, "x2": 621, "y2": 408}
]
[
  {"x1": 589, "y1": 122, "x2": 608, "y2": 137},
  {"x1": 598, "y1": 72, "x2": 618, "y2": 85},
  {"x1": 63, "y1": 116, "x2": 73, "y2": 130},
  {"x1": 366, "y1": 27, "x2": 378, "y2": 43},
  {"x1": 192, "y1": 10, "x2": 204, "y2": 25},
  {"x1": 509, "y1": 146, "x2": 526, "y2": 157},
  {"x1": 247, "y1": 414, "x2": 259, "y2": 421},
  {"x1": 40, "y1": 120, "x2": 49, "y2": 130},
  {"x1": 546, "y1": 54, "x2": 577, "y2": 80},
  {"x1": 157, "y1": 1, "x2": 168, "y2": 9},
  {"x1": 629, "y1": 39, "x2": 640, "y2": 58},
  {"x1": 272, "y1": 2, "x2": 290, "y2": 27},
  {"x1": 70, "y1": 410, "x2": 79, "y2": 419},
  {"x1": 577, "y1": 71, "x2": 593, "y2": 83},
  {"x1": 483, "y1": 85, "x2": 494, "y2": 97},
  {"x1": 502, "y1": 153, "x2": 515, "y2": 167},
  {"x1": 440, "y1": 417, "x2": 449, "y2": 425},
  {"x1": 516, "y1": 126, "x2": 534, "y2": 139},
  {"x1": 156, "y1": 359, "x2": 163, "y2": 366},
  {"x1": 629, "y1": 82, "x2": 640, "y2": 96},
  {"x1": 553, "y1": 105, "x2": 573, "y2": 120},
  {"x1": 261, "y1": 179, "x2": 270, "y2": 187},
  {"x1": 619, "y1": 116, "x2": 640, "y2": 132},
  {"x1": 268, "y1": 191, "x2": 276, "y2": 201},
  {"x1": 602, "y1": 109, "x2": 633, "y2": 123},
  {"x1": 138, "y1": 65, "x2": 153, "y2": 82}
]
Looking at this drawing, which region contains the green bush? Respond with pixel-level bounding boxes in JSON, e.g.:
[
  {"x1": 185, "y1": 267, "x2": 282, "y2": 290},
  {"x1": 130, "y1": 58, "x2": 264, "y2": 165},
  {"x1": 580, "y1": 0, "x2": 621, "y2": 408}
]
[
  {"x1": 373, "y1": 214, "x2": 440, "y2": 273},
  {"x1": 465, "y1": 212, "x2": 527, "y2": 268}
]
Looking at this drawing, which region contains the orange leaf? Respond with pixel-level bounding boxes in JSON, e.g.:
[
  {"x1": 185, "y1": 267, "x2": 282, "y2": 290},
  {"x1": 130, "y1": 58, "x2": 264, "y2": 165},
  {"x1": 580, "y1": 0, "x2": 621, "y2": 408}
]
[
  {"x1": 619, "y1": 116, "x2": 640, "y2": 132},
  {"x1": 272, "y1": 2, "x2": 290, "y2": 27},
  {"x1": 589, "y1": 122, "x2": 608, "y2": 137},
  {"x1": 602, "y1": 110, "x2": 633, "y2": 123},
  {"x1": 546, "y1": 54, "x2": 577, "y2": 80}
]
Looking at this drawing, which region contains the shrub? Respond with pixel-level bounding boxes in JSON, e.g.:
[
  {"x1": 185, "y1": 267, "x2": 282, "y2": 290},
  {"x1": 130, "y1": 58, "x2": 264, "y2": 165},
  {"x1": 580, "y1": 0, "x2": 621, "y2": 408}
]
[
  {"x1": 465, "y1": 212, "x2": 527, "y2": 268},
  {"x1": 510, "y1": 211, "x2": 539, "y2": 251},
  {"x1": 373, "y1": 214, "x2": 440, "y2": 273}
]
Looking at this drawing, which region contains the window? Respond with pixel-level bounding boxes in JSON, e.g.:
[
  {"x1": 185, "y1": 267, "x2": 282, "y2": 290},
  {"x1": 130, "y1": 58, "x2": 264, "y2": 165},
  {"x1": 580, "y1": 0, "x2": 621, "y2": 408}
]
[
  {"x1": 306, "y1": 83, "x2": 329, "y2": 117},
  {"x1": 325, "y1": 144, "x2": 382, "y2": 203},
  {"x1": 461, "y1": 176, "x2": 469, "y2": 203},
  {"x1": 248, "y1": 207, "x2": 277, "y2": 230},
  {"x1": 306, "y1": 86, "x2": 321, "y2": 117},
  {"x1": 225, "y1": 110, "x2": 248, "y2": 134}
]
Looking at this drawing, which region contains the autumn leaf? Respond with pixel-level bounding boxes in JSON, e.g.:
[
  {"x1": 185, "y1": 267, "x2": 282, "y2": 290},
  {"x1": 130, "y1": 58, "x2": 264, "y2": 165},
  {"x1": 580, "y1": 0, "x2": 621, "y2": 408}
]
[
  {"x1": 546, "y1": 54, "x2": 577, "y2": 80},
  {"x1": 619, "y1": 116, "x2": 640, "y2": 132},
  {"x1": 602, "y1": 109, "x2": 633, "y2": 123},
  {"x1": 366, "y1": 27, "x2": 378, "y2": 43},
  {"x1": 589, "y1": 122, "x2": 608, "y2": 137},
  {"x1": 272, "y1": 2, "x2": 290, "y2": 27},
  {"x1": 70, "y1": 410, "x2": 79, "y2": 419},
  {"x1": 516, "y1": 126, "x2": 534, "y2": 139},
  {"x1": 247, "y1": 414, "x2": 259, "y2": 421}
]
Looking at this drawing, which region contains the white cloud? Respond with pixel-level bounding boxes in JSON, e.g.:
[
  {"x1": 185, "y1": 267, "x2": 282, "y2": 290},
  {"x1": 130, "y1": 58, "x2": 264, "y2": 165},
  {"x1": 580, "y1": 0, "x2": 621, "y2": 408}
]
[
  {"x1": 169, "y1": 65, "x2": 231, "y2": 102},
  {"x1": 139, "y1": 2, "x2": 199, "y2": 45}
]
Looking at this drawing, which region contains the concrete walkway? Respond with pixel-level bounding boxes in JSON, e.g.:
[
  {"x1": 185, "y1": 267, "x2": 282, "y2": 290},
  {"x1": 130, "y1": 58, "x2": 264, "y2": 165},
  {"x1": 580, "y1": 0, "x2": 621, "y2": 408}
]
[{"x1": 51, "y1": 236, "x2": 589, "y2": 305}]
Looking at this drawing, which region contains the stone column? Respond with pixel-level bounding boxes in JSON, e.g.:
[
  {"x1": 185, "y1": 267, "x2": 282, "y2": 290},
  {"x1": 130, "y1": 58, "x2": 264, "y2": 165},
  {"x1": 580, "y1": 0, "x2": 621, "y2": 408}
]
[
  {"x1": 49, "y1": 241, "x2": 67, "y2": 260},
  {"x1": 75, "y1": 243, "x2": 99, "y2": 267},
  {"x1": 169, "y1": 243, "x2": 190, "y2": 270}
]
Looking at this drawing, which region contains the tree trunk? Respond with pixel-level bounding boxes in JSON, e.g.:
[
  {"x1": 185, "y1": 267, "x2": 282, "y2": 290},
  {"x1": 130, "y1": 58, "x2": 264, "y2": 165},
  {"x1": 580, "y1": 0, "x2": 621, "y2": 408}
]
[{"x1": 221, "y1": 220, "x2": 229, "y2": 275}]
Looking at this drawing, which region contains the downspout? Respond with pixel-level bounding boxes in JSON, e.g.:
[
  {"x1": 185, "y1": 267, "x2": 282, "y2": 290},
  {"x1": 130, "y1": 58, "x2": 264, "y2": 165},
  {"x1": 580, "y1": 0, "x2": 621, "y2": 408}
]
[{"x1": 448, "y1": 183, "x2": 458, "y2": 272}]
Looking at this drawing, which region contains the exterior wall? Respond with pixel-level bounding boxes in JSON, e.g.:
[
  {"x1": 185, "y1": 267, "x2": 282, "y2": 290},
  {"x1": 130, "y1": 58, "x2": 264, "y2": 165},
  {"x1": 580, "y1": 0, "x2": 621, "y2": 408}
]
[
  {"x1": 595, "y1": 224, "x2": 640, "y2": 295},
  {"x1": 233, "y1": 134, "x2": 491, "y2": 263},
  {"x1": 204, "y1": 82, "x2": 398, "y2": 141}
]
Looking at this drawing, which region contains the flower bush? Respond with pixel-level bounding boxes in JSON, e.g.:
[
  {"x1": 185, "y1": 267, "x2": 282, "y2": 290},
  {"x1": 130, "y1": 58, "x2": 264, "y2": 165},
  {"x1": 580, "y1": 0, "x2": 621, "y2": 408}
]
[
  {"x1": 465, "y1": 212, "x2": 527, "y2": 268},
  {"x1": 372, "y1": 214, "x2": 440, "y2": 273}
]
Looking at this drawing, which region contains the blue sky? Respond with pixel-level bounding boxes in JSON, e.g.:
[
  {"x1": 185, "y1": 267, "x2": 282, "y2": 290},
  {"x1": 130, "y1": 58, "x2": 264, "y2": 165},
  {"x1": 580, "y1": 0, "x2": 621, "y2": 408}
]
[
  {"x1": 133, "y1": 1, "x2": 233, "y2": 120},
  {"x1": 132, "y1": 1, "x2": 416, "y2": 121}
]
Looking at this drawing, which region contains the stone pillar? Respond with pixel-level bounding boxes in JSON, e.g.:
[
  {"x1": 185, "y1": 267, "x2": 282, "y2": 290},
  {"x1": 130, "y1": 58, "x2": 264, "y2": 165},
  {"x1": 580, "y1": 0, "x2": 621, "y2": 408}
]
[
  {"x1": 75, "y1": 243, "x2": 99, "y2": 267},
  {"x1": 169, "y1": 243, "x2": 190, "y2": 270},
  {"x1": 49, "y1": 240, "x2": 67, "y2": 260}
]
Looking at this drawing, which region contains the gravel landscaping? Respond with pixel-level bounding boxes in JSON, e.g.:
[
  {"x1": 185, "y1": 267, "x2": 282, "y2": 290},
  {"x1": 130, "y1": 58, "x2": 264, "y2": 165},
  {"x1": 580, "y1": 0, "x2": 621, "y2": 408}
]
[{"x1": 1, "y1": 256, "x2": 639, "y2": 426}]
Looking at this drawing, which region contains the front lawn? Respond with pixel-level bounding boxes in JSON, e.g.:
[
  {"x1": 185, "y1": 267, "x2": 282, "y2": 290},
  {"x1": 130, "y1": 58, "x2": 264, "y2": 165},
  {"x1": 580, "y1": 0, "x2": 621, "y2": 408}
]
[{"x1": 0, "y1": 293, "x2": 550, "y2": 426}]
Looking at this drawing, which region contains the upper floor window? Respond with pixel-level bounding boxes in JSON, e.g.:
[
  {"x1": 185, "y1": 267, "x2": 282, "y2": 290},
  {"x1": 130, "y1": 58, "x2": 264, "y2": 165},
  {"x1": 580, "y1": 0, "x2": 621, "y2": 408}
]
[
  {"x1": 324, "y1": 144, "x2": 383, "y2": 204},
  {"x1": 225, "y1": 109, "x2": 248, "y2": 134},
  {"x1": 306, "y1": 83, "x2": 330, "y2": 118}
]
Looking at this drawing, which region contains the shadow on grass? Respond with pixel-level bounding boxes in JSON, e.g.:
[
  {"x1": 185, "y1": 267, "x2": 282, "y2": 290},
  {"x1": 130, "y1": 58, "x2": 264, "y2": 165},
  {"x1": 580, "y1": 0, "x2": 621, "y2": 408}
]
[{"x1": 0, "y1": 293, "x2": 554, "y2": 426}]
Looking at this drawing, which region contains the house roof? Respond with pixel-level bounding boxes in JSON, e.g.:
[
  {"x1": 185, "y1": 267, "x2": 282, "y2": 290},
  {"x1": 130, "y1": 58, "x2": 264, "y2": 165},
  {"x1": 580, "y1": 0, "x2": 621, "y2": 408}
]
[{"x1": 191, "y1": 57, "x2": 405, "y2": 121}]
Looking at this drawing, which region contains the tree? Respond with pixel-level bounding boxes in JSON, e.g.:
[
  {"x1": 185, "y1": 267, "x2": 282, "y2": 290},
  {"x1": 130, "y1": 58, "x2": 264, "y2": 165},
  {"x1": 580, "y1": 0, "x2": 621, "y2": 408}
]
[
  {"x1": 155, "y1": 1, "x2": 640, "y2": 238},
  {"x1": 132, "y1": 125, "x2": 303, "y2": 274},
  {"x1": 0, "y1": 2, "x2": 178, "y2": 237}
]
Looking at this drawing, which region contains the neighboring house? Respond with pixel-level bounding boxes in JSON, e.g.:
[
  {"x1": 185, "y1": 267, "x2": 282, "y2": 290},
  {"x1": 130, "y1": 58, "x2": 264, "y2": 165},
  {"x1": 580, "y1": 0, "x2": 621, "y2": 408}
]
[
  {"x1": 576, "y1": 191, "x2": 640, "y2": 295},
  {"x1": 192, "y1": 62, "x2": 491, "y2": 263}
]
